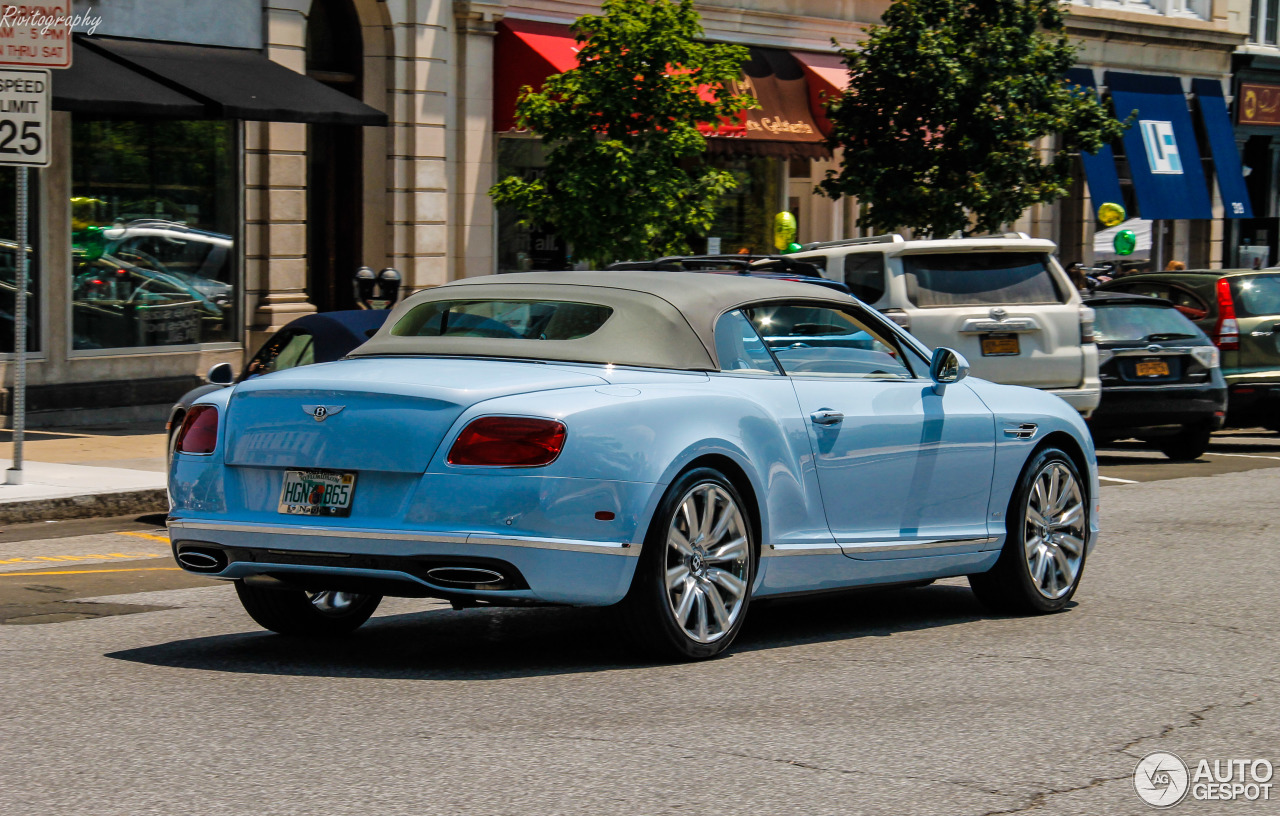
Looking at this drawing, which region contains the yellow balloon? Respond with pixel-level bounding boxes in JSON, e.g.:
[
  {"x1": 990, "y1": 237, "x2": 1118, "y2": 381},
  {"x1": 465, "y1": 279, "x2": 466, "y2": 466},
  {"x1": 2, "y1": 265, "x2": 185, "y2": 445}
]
[
  {"x1": 1097, "y1": 202, "x2": 1126, "y2": 228},
  {"x1": 773, "y1": 212, "x2": 797, "y2": 251}
]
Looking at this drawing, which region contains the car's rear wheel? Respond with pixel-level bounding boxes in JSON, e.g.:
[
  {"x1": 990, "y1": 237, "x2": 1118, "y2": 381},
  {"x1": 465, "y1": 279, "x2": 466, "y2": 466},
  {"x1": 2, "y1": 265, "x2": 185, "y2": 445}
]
[
  {"x1": 1156, "y1": 421, "x2": 1213, "y2": 460},
  {"x1": 969, "y1": 447, "x2": 1088, "y2": 614},
  {"x1": 234, "y1": 580, "x2": 381, "y2": 636},
  {"x1": 620, "y1": 467, "x2": 756, "y2": 660}
]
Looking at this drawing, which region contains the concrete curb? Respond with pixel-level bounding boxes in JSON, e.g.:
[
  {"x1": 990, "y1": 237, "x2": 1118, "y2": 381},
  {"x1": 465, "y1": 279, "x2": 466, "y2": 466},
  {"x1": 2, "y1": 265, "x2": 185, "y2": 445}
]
[{"x1": 0, "y1": 489, "x2": 168, "y2": 524}]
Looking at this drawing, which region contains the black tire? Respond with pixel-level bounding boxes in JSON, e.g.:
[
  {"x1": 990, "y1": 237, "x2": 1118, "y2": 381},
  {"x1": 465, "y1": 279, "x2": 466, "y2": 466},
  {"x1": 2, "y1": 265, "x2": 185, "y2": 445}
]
[
  {"x1": 1157, "y1": 421, "x2": 1213, "y2": 461},
  {"x1": 969, "y1": 447, "x2": 1088, "y2": 615},
  {"x1": 619, "y1": 467, "x2": 757, "y2": 661},
  {"x1": 234, "y1": 580, "x2": 381, "y2": 636}
]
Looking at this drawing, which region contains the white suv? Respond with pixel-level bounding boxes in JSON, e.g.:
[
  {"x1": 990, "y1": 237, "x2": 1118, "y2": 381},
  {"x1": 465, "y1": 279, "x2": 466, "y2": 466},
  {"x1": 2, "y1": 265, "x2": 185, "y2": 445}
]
[{"x1": 789, "y1": 234, "x2": 1101, "y2": 416}]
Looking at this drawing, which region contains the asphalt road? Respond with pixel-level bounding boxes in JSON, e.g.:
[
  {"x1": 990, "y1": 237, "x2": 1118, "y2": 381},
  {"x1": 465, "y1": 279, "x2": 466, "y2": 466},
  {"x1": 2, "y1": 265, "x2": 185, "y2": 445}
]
[{"x1": 1, "y1": 432, "x2": 1277, "y2": 815}]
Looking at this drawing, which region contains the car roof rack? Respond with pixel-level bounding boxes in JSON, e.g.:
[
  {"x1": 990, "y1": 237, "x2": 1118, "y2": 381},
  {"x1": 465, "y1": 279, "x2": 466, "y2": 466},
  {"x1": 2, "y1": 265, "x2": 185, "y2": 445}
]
[{"x1": 795, "y1": 234, "x2": 905, "y2": 251}]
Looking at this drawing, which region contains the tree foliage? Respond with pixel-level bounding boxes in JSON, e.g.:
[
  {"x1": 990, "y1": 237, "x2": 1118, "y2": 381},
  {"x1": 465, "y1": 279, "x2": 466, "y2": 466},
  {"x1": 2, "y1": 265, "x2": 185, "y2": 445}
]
[
  {"x1": 488, "y1": 0, "x2": 753, "y2": 266},
  {"x1": 819, "y1": 0, "x2": 1127, "y2": 238}
]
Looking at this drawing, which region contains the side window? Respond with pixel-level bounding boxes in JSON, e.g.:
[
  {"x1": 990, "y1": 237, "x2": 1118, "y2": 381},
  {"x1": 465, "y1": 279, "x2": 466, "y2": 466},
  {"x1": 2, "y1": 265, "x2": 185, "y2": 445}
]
[
  {"x1": 245, "y1": 330, "x2": 315, "y2": 378},
  {"x1": 713, "y1": 310, "x2": 781, "y2": 374},
  {"x1": 744, "y1": 303, "x2": 915, "y2": 379},
  {"x1": 843, "y1": 253, "x2": 886, "y2": 303}
]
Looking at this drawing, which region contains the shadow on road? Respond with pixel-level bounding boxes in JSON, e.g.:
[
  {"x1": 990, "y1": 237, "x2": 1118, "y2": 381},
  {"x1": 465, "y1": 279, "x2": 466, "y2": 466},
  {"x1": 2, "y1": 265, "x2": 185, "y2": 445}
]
[{"x1": 105, "y1": 583, "x2": 1017, "y2": 680}]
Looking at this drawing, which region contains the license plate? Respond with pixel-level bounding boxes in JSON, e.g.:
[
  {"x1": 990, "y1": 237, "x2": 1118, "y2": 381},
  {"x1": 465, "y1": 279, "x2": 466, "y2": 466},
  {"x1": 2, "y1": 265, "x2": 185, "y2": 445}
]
[
  {"x1": 981, "y1": 333, "x2": 1020, "y2": 356},
  {"x1": 1135, "y1": 359, "x2": 1170, "y2": 377},
  {"x1": 278, "y1": 470, "x2": 357, "y2": 517}
]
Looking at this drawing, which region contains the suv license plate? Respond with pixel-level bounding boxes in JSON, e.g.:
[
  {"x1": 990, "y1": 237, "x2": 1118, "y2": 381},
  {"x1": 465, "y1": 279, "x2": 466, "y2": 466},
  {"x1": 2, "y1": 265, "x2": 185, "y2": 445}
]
[
  {"x1": 278, "y1": 470, "x2": 357, "y2": 517},
  {"x1": 1135, "y1": 359, "x2": 1170, "y2": 377},
  {"x1": 981, "y1": 333, "x2": 1020, "y2": 356}
]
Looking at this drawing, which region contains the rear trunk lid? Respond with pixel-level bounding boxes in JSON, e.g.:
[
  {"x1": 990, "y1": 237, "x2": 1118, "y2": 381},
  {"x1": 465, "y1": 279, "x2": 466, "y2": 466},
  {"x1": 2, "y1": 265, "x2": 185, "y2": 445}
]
[
  {"x1": 895, "y1": 249, "x2": 1084, "y2": 389},
  {"x1": 223, "y1": 357, "x2": 608, "y2": 473}
]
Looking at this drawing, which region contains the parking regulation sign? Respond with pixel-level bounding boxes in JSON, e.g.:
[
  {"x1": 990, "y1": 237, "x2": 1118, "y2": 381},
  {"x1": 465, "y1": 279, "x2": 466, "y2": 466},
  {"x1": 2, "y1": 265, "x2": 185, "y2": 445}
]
[
  {"x1": 0, "y1": 2, "x2": 73, "y2": 68},
  {"x1": 0, "y1": 68, "x2": 49, "y2": 166}
]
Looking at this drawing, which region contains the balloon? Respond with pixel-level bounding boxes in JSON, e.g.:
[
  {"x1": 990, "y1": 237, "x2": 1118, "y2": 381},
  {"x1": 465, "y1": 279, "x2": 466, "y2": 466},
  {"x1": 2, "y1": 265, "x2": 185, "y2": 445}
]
[
  {"x1": 1113, "y1": 229, "x2": 1137, "y2": 256},
  {"x1": 773, "y1": 212, "x2": 797, "y2": 251},
  {"x1": 1097, "y1": 202, "x2": 1126, "y2": 228},
  {"x1": 786, "y1": 242, "x2": 803, "y2": 253}
]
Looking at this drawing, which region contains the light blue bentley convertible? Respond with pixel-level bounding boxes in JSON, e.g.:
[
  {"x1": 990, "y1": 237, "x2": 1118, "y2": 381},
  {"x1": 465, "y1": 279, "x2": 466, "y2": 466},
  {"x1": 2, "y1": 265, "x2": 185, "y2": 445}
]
[{"x1": 169, "y1": 271, "x2": 1099, "y2": 660}]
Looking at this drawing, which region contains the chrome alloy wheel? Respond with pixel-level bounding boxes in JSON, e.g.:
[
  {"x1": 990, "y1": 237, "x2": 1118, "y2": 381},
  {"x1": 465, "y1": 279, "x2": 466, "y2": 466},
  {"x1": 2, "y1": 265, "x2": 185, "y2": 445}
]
[
  {"x1": 1023, "y1": 462, "x2": 1086, "y2": 600},
  {"x1": 664, "y1": 482, "x2": 750, "y2": 644},
  {"x1": 307, "y1": 590, "x2": 363, "y2": 615}
]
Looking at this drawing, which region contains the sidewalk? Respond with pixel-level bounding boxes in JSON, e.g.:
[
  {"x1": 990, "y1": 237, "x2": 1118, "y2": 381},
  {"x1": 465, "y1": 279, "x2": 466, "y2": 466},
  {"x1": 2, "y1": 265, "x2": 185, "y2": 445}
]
[{"x1": 0, "y1": 424, "x2": 168, "y2": 523}]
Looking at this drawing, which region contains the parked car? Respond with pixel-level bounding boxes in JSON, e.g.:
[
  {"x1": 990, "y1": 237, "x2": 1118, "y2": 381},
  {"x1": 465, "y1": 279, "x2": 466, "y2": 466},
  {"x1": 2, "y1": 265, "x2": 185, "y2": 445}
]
[
  {"x1": 1083, "y1": 292, "x2": 1227, "y2": 459},
  {"x1": 787, "y1": 234, "x2": 1101, "y2": 416},
  {"x1": 72, "y1": 253, "x2": 226, "y2": 349},
  {"x1": 1097, "y1": 269, "x2": 1280, "y2": 431},
  {"x1": 168, "y1": 271, "x2": 1099, "y2": 660},
  {"x1": 166, "y1": 309, "x2": 390, "y2": 449},
  {"x1": 100, "y1": 220, "x2": 235, "y2": 306},
  {"x1": 605, "y1": 255, "x2": 853, "y2": 294}
]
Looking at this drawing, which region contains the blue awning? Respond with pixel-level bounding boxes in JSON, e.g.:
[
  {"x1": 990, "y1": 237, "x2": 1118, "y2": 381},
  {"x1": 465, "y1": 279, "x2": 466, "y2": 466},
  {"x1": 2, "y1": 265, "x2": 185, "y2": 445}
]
[
  {"x1": 1191, "y1": 78, "x2": 1254, "y2": 219},
  {"x1": 1106, "y1": 72, "x2": 1212, "y2": 220},
  {"x1": 1065, "y1": 69, "x2": 1125, "y2": 216}
]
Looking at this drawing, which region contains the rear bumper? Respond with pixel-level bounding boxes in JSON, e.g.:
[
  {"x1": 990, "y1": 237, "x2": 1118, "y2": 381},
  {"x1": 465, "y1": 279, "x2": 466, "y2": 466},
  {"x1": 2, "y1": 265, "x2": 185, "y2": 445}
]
[
  {"x1": 1089, "y1": 382, "x2": 1228, "y2": 434},
  {"x1": 167, "y1": 519, "x2": 640, "y2": 606},
  {"x1": 1045, "y1": 381, "x2": 1101, "y2": 416},
  {"x1": 1223, "y1": 381, "x2": 1280, "y2": 427}
]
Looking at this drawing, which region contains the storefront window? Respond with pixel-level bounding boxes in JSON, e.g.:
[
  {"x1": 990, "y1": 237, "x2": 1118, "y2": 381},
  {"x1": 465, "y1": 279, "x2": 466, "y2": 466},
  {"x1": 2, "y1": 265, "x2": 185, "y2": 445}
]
[
  {"x1": 71, "y1": 119, "x2": 237, "y2": 350},
  {"x1": 0, "y1": 166, "x2": 39, "y2": 353},
  {"x1": 496, "y1": 137, "x2": 569, "y2": 273},
  {"x1": 705, "y1": 156, "x2": 781, "y2": 256}
]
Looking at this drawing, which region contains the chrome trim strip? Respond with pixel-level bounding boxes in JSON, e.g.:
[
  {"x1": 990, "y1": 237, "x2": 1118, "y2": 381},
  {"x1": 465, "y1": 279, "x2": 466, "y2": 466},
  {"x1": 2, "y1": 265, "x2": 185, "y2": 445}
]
[
  {"x1": 1099, "y1": 382, "x2": 1214, "y2": 392},
  {"x1": 838, "y1": 536, "x2": 998, "y2": 553},
  {"x1": 765, "y1": 541, "x2": 844, "y2": 556},
  {"x1": 1003, "y1": 423, "x2": 1038, "y2": 439},
  {"x1": 1106, "y1": 346, "x2": 1200, "y2": 357},
  {"x1": 169, "y1": 520, "x2": 638, "y2": 557},
  {"x1": 958, "y1": 319, "x2": 1038, "y2": 334}
]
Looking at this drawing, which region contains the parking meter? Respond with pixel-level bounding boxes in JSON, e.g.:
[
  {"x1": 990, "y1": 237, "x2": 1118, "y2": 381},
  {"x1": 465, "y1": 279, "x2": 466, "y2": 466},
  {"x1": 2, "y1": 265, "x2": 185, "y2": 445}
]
[
  {"x1": 353, "y1": 266, "x2": 376, "y2": 309},
  {"x1": 378, "y1": 267, "x2": 402, "y2": 308}
]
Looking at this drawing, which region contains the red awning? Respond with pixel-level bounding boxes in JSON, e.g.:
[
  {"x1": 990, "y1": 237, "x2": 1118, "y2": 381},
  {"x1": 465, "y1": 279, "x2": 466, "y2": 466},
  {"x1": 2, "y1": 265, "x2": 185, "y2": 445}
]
[
  {"x1": 494, "y1": 19, "x2": 582, "y2": 132},
  {"x1": 792, "y1": 50, "x2": 847, "y2": 136},
  {"x1": 493, "y1": 19, "x2": 827, "y2": 158}
]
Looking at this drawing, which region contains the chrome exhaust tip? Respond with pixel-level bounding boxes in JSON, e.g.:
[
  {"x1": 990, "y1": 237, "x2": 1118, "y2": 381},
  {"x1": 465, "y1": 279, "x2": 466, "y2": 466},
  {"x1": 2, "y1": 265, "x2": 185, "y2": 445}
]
[
  {"x1": 426, "y1": 566, "x2": 507, "y2": 588},
  {"x1": 175, "y1": 547, "x2": 228, "y2": 573}
]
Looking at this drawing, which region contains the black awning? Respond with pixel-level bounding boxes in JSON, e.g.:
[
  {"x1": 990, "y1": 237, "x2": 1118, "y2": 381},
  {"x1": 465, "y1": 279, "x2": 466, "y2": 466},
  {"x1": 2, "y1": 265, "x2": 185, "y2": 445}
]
[
  {"x1": 53, "y1": 44, "x2": 208, "y2": 119},
  {"x1": 77, "y1": 35, "x2": 387, "y2": 126}
]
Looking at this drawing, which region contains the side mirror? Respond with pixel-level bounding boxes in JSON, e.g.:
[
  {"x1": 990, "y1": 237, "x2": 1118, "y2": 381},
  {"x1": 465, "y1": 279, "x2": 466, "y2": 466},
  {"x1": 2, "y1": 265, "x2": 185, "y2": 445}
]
[
  {"x1": 206, "y1": 362, "x2": 235, "y2": 385},
  {"x1": 929, "y1": 347, "x2": 969, "y2": 395}
]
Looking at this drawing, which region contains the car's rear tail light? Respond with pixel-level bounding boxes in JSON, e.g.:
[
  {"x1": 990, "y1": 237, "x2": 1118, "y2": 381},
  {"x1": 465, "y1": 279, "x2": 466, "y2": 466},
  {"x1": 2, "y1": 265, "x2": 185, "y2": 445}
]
[
  {"x1": 174, "y1": 405, "x2": 219, "y2": 454},
  {"x1": 1190, "y1": 346, "x2": 1221, "y2": 370},
  {"x1": 881, "y1": 308, "x2": 911, "y2": 331},
  {"x1": 1079, "y1": 305, "x2": 1096, "y2": 344},
  {"x1": 1214, "y1": 277, "x2": 1239, "y2": 350},
  {"x1": 447, "y1": 417, "x2": 567, "y2": 467}
]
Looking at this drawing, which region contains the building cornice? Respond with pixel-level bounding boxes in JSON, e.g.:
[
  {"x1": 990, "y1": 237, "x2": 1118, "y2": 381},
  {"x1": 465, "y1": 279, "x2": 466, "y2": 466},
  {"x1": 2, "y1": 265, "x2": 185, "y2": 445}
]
[{"x1": 1065, "y1": 8, "x2": 1245, "y2": 52}]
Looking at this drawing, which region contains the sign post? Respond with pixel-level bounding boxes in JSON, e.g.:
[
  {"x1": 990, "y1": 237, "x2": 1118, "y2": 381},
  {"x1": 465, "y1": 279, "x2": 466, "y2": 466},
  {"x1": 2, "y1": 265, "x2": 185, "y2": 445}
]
[{"x1": 0, "y1": 2, "x2": 68, "y2": 485}]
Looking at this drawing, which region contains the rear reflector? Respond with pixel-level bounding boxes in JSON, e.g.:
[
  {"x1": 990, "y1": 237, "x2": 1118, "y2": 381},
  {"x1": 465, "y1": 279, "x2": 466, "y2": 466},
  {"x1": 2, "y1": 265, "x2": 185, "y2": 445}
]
[
  {"x1": 1214, "y1": 277, "x2": 1239, "y2": 350},
  {"x1": 447, "y1": 416, "x2": 567, "y2": 467},
  {"x1": 174, "y1": 405, "x2": 219, "y2": 454}
]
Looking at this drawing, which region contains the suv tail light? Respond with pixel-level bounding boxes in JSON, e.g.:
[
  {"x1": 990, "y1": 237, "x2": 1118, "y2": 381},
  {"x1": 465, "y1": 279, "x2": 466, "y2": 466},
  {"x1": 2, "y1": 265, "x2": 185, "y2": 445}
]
[
  {"x1": 1079, "y1": 305, "x2": 1096, "y2": 344},
  {"x1": 174, "y1": 405, "x2": 219, "y2": 454},
  {"x1": 447, "y1": 417, "x2": 567, "y2": 467},
  {"x1": 880, "y1": 308, "x2": 911, "y2": 331},
  {"x1": 1213, "y1": 277, "x2": 1239, "y2": 350}
]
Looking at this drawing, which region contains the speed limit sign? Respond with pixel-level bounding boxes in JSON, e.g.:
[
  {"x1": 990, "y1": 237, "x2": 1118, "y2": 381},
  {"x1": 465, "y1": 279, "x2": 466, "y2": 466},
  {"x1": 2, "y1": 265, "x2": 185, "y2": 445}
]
[{"x1": 0, "y1": 67, "x2": 49, "y2": 167}]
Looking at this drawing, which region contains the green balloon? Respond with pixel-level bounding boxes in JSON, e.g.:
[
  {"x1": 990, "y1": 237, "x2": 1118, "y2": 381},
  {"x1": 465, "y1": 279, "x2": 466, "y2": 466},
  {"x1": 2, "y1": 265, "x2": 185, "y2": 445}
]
[
  {"x1": 1113, "y1": 229, "x2": 1137, "y2": 256},
  {"x1": 786, "y1": 242, "x2": 803, "y2": 254}
]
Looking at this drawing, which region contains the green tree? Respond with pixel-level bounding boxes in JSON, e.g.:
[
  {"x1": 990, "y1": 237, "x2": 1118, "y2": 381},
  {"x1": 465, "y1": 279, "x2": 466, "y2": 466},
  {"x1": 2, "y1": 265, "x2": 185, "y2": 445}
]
[
  {"x1": 488, "y1": 0, "x2": 753, "y2": 266},
  {"x1": 818, "y1": 0, "x2": 1127, "y2": 238}
]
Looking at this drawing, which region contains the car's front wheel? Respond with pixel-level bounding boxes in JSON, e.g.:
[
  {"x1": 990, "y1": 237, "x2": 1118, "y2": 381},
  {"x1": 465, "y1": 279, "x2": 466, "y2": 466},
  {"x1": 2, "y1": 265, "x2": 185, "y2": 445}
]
[
  {"x1": 620, "y1": 468, "x2": 756, "y2": 660},
  {"x1": 234, "y1": 581, "x2": 381, "y2": 636},
  {"x1": 969, "y1": 447, "x2": 1088, "y2": 614}
]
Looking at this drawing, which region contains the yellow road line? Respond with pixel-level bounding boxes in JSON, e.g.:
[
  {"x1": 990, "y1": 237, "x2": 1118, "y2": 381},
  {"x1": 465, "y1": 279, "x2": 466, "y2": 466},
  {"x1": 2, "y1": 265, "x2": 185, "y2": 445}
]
[
  {"x1": 116, "y1": 531, "x2": 170, "y2": 543},
  {"x1": 0, "y1": 553, "x2": 165, "y2": 565},
  {"x1": 0, "y1": 567, "x2": 182, "y2": 577}
]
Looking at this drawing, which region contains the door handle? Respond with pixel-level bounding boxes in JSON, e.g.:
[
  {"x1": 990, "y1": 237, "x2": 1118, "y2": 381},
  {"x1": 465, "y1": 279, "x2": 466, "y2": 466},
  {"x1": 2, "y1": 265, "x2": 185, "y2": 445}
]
[{"x1": 810, "y1": 409, "x2": 844, "y2": 426}]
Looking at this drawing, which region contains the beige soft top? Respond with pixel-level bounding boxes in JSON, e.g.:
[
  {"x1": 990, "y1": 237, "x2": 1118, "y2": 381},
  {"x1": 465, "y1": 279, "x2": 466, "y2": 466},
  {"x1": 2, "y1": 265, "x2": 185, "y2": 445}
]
[{"x1": 350, "y1": 270, "x2": 855, "y2": 370}]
